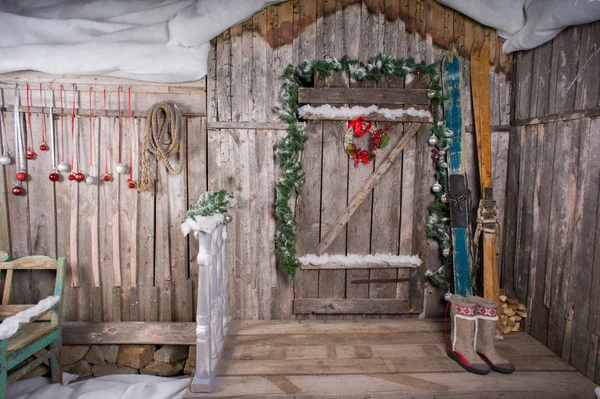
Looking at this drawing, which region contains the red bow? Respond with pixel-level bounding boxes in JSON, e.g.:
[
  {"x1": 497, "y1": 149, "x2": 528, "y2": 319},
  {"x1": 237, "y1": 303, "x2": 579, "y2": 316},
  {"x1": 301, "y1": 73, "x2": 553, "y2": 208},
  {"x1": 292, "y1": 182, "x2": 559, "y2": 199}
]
[
  {"x1": 348, "y1": 116, "x2": 372, "y2": 137},
  {"x1": 352, "y1": 148, "x2": 370, "y2": 167},
  {"x1": 431, "y1": 149, "x2": 440, "y2": 166}
]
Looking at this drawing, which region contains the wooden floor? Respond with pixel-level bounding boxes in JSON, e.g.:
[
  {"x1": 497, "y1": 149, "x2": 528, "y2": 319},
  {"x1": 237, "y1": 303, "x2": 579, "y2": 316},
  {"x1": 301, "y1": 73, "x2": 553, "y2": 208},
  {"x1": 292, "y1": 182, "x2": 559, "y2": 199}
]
[{"x1": 184, "y1": 319, "x2": 598, "y2": 398}]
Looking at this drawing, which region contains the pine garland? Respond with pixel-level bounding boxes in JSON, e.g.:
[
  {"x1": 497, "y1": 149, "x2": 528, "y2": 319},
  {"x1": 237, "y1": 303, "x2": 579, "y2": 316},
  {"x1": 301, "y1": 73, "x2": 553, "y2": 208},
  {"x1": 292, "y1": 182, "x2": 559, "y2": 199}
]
[
  {"x1": 187, "y1": 189, "x2": 234, "y2": 220},
  {"x1": 274, "y1": 54, "x2": 452, "y2": 280}
]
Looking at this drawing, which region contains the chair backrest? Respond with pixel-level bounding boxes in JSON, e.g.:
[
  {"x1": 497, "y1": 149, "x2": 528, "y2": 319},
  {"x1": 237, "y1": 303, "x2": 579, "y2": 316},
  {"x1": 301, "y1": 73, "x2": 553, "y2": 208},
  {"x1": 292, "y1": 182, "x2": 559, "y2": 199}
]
[{"x1": 0, "y1": 255, "x2": 66, "y2": 325}]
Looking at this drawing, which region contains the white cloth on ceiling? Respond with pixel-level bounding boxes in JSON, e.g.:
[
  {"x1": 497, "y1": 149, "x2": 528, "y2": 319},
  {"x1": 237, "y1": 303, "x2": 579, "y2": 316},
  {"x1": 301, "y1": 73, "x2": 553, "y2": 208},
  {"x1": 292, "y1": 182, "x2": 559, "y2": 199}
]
[
  {"x1": 435, "y1": 0, "x2": 600, "y2": 54},
  {"x1": 0, "y1": 0, "x2": 280, "y2": 83}
]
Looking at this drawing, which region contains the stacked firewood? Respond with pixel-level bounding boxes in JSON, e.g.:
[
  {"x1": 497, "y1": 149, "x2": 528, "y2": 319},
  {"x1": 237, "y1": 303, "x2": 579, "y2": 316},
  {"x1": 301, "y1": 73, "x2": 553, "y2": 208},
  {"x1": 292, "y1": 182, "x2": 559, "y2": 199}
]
[{"x1": 499, "y1": 295, "x2": 527, "y2": 334}]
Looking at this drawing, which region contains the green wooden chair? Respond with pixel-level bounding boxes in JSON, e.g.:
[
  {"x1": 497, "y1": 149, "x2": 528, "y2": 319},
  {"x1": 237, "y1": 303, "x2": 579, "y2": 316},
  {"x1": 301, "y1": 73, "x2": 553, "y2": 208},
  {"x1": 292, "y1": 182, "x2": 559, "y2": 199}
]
[{"x1": 0, "y1": 253, "x2": 66, "y2": 396}]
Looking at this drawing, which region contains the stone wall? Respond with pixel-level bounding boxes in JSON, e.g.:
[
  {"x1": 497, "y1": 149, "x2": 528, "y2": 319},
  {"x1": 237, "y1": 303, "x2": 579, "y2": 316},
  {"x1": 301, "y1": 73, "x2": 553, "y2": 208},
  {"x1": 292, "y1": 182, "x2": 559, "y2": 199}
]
[{"x1": 55, "y1": 344, "x2": 196, "y2": 380}]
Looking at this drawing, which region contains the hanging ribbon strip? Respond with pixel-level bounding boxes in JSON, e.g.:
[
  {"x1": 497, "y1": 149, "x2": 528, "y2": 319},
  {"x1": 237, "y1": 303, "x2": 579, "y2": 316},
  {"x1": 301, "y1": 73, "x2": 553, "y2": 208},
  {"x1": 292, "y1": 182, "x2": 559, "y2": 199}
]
[
  {"x1": 0, "y1": 106, "x2": 7, "y2": 156},
  {"x1": 103, "y1": 89, "x2": 110, "y2": 179},
  {"x1": 25, "y1": 84, "x2": 37, "y2": 159},
  {"x1": 71, "y1": 85, "x2": 77, "y2": 172},
  {"x1": 14, "y1": 86, "x2": 25, "y2": 174},
  {"x1": 89, "y1": 87, "x2": 93, "y2": 171},
  {"x1": 50, "y1": 93, "x2": 57, "y2": 171},
  {"x1": 40, "y1": 84, "x2": 46, "y2": 149},
  {"x1": 60, "y1": 85, "x2": 65, "y2": 162},
  {"x1": 117, "y1": 86, "x2": 122, "y2": 164}
]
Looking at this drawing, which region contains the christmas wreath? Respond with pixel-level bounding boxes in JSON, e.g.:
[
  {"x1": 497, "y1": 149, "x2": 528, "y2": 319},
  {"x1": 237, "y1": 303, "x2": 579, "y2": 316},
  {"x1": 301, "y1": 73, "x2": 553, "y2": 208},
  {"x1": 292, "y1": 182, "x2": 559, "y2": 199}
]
[
  {"x1": 273, "y1": 54, "x2": 451, "y2": 280},
  {"x1": 344, "y1": 116, "x2": 392, "y2": 167}
]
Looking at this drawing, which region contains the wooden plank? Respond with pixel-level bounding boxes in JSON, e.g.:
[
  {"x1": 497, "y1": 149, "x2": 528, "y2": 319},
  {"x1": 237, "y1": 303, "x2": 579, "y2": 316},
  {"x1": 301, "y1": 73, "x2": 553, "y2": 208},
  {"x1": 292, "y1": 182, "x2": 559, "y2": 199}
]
[
  {"x1": 574, "y1": 22, "x2": 600, "y2": 111},
  {"x1": 294, "y1": 299, "x2": 411, "y2": 314},
  {"x1": 565, "y1": 118, "x2": 598, "y2": 370},
  {"x1": 529, "y1": 124, "x2": 555, "y2": 344},
  {"x1": 292, "y1": 0, "x2": 319, "y2": 316},
  {"x1": 62, "y1": 321, "x2": 197, "y2": 345},
  {"x1": 298, "y1": 88, "x2": 429, "y2": 105},
  {"x1": 553, "y1": 26, "x2": 582, "y2": 115},
  {"x1": 316, "y1": 123, "x2": 421, "y2": 256},
  {"x1": 529, "y1": 42, "x2": 553, "y2": 118},
  {"x1": 545, "y1": 120, "x2": 581, "y2": 357},
  {"x1": 0, "y1": 304, "x2": 51, "y2": 321},
  {"x1": 343, "y1": 0, "x2": 371, "y2": 310},
  {"x1": 512, "y1": 106, "x2": 600, "y2": 127},
  {"x1": 300, "y1": 112, "x2": 430, "y2": 123},
  {"x1": 301, "y1": 259, "x2": 418, "y2": 270},
  {"x1": 207, "y1": 121, "x2": 288, "y2": 130},
  {"x1": 501, "y1": 126, "x2": 520, "y2": 298}
]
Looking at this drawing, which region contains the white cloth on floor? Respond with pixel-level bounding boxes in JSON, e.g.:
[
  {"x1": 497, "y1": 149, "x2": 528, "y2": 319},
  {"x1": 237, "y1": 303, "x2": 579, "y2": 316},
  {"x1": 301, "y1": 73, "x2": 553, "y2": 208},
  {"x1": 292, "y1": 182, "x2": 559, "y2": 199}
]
[
  {"x1": 8, "y1": 374, "x2": 190, "y2": 399},
  {"x1": 0, "y1": 0, "x2": 280, "y2": 82}
]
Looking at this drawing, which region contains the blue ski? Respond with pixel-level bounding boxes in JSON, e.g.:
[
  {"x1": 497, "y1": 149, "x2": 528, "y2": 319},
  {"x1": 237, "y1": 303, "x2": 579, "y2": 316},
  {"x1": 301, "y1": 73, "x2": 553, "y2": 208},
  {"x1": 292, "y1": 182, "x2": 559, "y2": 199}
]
[{"x1": 442, "y1": 50, "x2": 473, "y2": 297}]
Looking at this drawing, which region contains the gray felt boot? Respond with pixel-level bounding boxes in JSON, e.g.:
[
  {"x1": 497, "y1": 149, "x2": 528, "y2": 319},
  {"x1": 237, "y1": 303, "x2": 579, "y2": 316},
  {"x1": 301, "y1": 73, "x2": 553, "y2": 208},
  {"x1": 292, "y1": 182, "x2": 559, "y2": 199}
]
[
  {"x1": 470, "y1": 295, "x2": 516, "y2": 374},
  {"x1": 446, "y1": 295, "x2": 491, "y2": 375}
]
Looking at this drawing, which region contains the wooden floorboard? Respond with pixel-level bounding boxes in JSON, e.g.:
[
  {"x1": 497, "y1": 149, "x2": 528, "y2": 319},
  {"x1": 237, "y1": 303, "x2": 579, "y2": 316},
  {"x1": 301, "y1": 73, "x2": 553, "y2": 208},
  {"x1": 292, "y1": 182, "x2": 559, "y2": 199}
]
[{"x1": 184, "y1": 319, "x2": 597, "y2": 398}]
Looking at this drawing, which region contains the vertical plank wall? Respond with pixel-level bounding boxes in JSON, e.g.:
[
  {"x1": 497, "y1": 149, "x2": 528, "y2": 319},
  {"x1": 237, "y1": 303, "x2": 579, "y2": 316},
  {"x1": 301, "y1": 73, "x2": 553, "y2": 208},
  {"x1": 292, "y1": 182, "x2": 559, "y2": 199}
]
[
  {"x1": 0, "y1": 0, "x2": 512, "y2": 322},
  {"x1": 0, "y1": 78, "x2": 207, "y2": 322},
  {"x1": 505, "y1": 21, "x2": 600, "y2": 384},
  {"x1": 208, "y1": 0, "x2": 511, "y2": 319}
]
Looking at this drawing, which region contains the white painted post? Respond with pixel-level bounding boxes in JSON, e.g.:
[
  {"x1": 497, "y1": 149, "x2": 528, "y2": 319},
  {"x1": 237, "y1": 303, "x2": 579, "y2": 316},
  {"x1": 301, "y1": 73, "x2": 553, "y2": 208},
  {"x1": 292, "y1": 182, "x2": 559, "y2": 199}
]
[
  {"x1": 191, "y1": 230, "x2": 212, "y2": 393},
  {"x1": 190, "y1": 220, "x2": 230, "y2": 393}
]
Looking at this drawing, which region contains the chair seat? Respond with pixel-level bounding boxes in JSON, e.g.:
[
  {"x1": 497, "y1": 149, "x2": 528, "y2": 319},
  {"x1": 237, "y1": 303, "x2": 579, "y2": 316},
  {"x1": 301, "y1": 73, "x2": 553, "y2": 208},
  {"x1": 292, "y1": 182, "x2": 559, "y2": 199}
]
[{"x1": 7, "y1": 322, "x2": 58, "y2": 352}]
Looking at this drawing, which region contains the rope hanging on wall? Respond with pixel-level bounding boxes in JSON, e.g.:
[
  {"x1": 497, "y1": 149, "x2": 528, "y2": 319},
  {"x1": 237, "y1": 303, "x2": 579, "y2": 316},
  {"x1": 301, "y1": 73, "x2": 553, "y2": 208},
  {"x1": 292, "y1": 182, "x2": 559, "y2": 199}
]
[{"x1": 138, "y1": 101, "x2": 186, "y2": 192}]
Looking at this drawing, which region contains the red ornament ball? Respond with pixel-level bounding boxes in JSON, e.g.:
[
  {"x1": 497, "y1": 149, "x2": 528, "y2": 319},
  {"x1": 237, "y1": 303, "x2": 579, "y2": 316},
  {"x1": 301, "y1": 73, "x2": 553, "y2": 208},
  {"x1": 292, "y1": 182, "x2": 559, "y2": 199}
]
[
  {"x1": 416, "y1": 70, "x2": 421, "y2": 75},
  {"x1": 12, "y1": 186, "x2": 24, "y2": 196},
  {"x1": 68, "y1": 173, "x2": 76, "y2": 181},
  {"x1": 39, "y1": 143, "x2": 49, "y2": 151},
  {"x1": 103, "y1": 173, "x2": 111, "y2": 182},
  {"x1": 127, "y1": 180, "x2": 136, "y2": 189},
  {"x1": 26, "y1": 153, "x2": 35, "y2": 160},
  {"x1": 16, "y1": 171, "x2": 27, "y2": 181},
  {"x1": 49, "y1": 172, "x2": 60, "y2": 182},
  {"x1": 74, "y1": 172, "x2": 85, "y2": 182}
]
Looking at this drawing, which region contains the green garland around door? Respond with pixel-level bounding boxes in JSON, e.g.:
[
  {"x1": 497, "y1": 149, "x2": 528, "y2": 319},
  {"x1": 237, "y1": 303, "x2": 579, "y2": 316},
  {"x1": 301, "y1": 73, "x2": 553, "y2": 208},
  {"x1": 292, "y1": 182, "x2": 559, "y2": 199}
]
[{"x1": 274, "y1": 54, "x2": 452, "y2": 280}]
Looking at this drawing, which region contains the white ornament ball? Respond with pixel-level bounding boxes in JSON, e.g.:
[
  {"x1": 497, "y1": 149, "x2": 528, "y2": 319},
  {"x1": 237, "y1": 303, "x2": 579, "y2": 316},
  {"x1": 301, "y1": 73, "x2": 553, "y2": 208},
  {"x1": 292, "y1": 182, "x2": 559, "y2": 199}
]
[
  {"x1": 428, "y1": 135, "x2": 438, "y2": 146},
  {"x1": 85, "y1": 175, "x2": 97, "y2": 185},
  {"x1": 442, "y1": 247, "x2": 451, "y2": 257},
  {"x1": 427, "y1": 89, "x2": 436, "y2": 99},
  {"x1": 432, "y1": 182, "x2": 442, "y2": 193},
  {"x1": 444, "y1": 291, "x2": 452, "y2": 301},
  {"x1": 224, "y1": 213, "x2": 233, "y2": 224},
  {"x1": 116, "y1": 163, "x2": 128, "y2": 174},
  {"x1": 0, "y1": 155, "x2": 12, "y2": 165},
  {"x1": 57, "y1": 162, "x2": 70, "y2": 172},
  {"x1": 441, "y1": 193, "x2": 449, "y2": 204}
]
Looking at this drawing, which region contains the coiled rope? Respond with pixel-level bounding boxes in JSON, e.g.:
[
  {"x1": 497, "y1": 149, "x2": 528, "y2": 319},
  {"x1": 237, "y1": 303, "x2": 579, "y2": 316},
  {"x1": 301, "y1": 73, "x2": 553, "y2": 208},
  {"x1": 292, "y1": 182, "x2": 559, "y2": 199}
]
[{"x1": 138, "y1": 101, "x2": 186, "y2": 192}]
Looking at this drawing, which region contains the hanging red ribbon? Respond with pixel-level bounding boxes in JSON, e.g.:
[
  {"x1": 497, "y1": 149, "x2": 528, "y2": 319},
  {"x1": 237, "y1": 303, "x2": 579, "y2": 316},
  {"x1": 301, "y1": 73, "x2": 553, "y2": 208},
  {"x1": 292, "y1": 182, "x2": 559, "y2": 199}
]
[
  {"x1": 89, "y1": 87, "x2": 93, "y2": 168},
  {"x1": 71, "y1": 84, "x2": 77, "y2": 171},
  {"x1": 347, "y1": 116, "x2": 372, "y2": 137},
  {"x1": 25, "y1": 84, "x2": 37, "y2": 159},
  {"x1": 117, "y1": 86, "x2": 122, "y2": 163},
  {"x1": 60, "y1": 85, "x2": 65, "y2": 162},
  {"x1": 39, "y1": 83, "x2": 46, "y2": 147},
  {"x1": 104, "y1": 88, "x2": 109, "y2": 175}
]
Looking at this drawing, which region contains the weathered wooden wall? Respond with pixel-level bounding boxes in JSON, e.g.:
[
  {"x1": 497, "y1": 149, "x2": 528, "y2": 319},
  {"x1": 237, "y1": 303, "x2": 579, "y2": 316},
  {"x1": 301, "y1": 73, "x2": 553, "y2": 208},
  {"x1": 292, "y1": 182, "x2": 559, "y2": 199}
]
[
  {"x1": 208, "y1": 0, "x2": 511, "y2": 320},
  {"x1": 0, "y1": 0, "x2": 512, "y2": 324},
  {"x1": 505, "y1": 20, "x2": 600, "y2": 384},
  {"x1": 0, "y1": 76, "x2": 208, "y2": 323}
]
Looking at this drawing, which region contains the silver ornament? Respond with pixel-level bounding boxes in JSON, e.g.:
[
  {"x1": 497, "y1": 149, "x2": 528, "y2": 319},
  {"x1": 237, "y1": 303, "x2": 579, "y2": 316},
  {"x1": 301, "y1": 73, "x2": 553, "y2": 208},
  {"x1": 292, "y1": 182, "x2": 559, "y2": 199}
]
[
  {"x1": 444, "y1": 291, "x2": 452, "y2": 301},
  {"x1": 442, "y1": 247, "x2": 451, "y2": 257},
  {"x1": 432, "y1": 182, "x2": 442, "y2": 193},
  {"x1": 116, "y1": 163, "x2": 128, "y2": 174},
  {"x1": 85, "y1": 175, "x2": 97, "y2": 185},
  {"x1": 0, "y1": 155, "x2": 12, "y2": 165},
  {"x1": 440, "y1": 193, "x2": 449, "y2": 204},
  {"x1": 57, "y1": 162, "x2": 70, "y2": 172},
  {"x1": 223, "y1": 213, "x2": 233, "y2": 224},
  {"x1": 428, "y1": 135, "x2": 438, "y2": 146},
  {"x1": 426, "y1": 89, "x2": 436, "y2": 99}
]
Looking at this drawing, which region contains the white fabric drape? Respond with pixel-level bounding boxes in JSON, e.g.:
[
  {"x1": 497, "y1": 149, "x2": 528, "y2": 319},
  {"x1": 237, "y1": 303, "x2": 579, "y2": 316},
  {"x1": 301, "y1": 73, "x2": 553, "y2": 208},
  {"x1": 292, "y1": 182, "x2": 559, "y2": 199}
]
[{"x1": 0, "y1": 0, "x2": 280, "y2": 82}]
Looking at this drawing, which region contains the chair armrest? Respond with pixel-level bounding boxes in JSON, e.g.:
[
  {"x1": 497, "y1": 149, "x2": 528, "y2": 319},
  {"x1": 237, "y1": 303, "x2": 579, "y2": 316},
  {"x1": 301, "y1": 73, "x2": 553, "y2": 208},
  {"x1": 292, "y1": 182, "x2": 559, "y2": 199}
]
[{"x1": 0, "y1": 296, "x2": 60, "y2": 340}]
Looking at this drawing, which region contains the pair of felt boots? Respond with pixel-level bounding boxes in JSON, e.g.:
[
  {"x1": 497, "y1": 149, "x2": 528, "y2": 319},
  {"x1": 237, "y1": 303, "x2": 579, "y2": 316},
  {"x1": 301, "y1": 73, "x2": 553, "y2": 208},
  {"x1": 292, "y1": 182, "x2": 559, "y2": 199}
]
[{"x1": 447, "y1": 294, "x2": 515, "y2": 375}]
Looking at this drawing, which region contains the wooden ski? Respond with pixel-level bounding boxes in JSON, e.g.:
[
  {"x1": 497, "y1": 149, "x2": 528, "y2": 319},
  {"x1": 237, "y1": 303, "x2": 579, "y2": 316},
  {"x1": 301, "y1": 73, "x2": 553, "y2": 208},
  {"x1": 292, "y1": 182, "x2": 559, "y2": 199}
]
[
  {"x1": 471, "y1": 40, "x2": 501, "y2": 311},
  {"x1": 442, "y1": 50, "x2": 473, "y2": 297}
]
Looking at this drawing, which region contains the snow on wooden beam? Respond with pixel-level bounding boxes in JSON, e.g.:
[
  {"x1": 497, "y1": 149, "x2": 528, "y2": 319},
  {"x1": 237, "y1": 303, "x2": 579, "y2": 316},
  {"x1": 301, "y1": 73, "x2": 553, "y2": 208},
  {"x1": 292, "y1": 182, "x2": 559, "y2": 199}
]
[
  {"x1": 298, "y1": 88, "x2": 430, "y2": 105},
  {"x1": 299, "y1": 253, "x2": 422, "y2": 270}
]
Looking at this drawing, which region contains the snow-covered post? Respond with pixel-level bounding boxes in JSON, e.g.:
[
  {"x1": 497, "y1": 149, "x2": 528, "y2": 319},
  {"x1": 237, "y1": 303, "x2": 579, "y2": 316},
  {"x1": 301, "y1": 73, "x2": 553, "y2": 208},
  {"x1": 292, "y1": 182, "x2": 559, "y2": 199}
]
[{"x1": 182, "y1": 190, "x2": 234, "y2": 393}]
